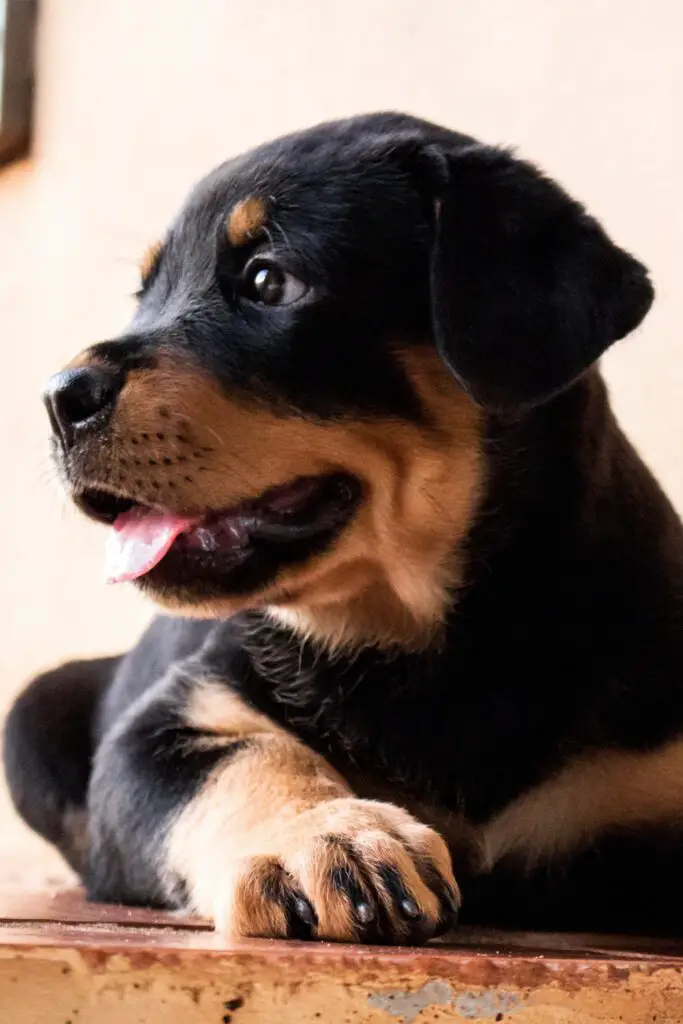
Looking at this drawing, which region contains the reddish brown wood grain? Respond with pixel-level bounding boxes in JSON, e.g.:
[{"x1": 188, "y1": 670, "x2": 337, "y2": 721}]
[{"x1": 1, "y1": 886, "x2": 683, "y2": 1022}]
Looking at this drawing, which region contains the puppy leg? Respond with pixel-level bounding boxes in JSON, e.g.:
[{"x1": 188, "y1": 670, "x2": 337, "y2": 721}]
[
  {"x1": 87, "y1": 667, "x2": 459, "y2": 942},
  {"x1": 3, "y1": 657, "x2": 118, "y2": 873}
]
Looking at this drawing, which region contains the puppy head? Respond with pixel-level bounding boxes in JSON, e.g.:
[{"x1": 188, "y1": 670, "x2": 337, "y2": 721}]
[{"x1": 44, "y1": 113, "x2": 653, "y2": 650}]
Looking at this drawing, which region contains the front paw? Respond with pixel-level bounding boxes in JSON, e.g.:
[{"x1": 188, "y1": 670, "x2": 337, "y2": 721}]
[{"x1": 213, "y1": 799, "x2": 460, "y2": 943}]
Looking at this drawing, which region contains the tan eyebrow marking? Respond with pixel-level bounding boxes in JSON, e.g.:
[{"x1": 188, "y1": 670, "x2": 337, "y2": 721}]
[
  {"x1": 227, "y1": 196, "x2": 267, "y2": 247},
  {"x1": 139, "y1": 241, "x2": 163, "y2": 284}
]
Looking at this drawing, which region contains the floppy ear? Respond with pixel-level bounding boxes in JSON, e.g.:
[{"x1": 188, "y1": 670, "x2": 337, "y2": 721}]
[{"x1": 426, "y1": 145, "x2": 654, "y2": 411}]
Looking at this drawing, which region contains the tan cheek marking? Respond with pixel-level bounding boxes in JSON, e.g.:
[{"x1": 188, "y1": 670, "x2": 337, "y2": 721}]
[
  {"x1": 108, "y1": 349, "x2": 484, "y2": 652},
  {"x1": 111, "y1": 364, "x2": 334, "y2": 513},
  {"x1": 483, "y1": 738, "x2": 683, "y2": 871},
  {"x1": 139, "y1": 241, "x2": 162, "y2": 285},
  {"x1": 227, "y1": 197, "x2": 267, "y2": 246},
  {"x1": 267, "y1": 348, "x2": 484, "y2": 650}
]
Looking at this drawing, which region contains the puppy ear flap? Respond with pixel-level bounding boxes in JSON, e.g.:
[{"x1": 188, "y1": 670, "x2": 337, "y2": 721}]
[{"x1": 423, "y1": 144, "x2": 654, "y2": 411}]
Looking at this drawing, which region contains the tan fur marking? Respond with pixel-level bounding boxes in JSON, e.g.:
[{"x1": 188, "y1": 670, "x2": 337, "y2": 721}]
[
  {"x1": 166, "y1": 681, "x2": 458, "y2": 938},
  {"x1": 65, "y1": 347, "x2": 111, "y2": 370},
  {"x1": 268, "y1": 349, "x2": 484, "y2": 650},
  {"x1": 184, "y1": 679, "x2": 285, "y2": 740},
  {"x1": 221, "y1": 858, "x2": 290, "y2": 938},
  {"x1": 227, "y1": 197, "x2": 267, "y2": 246},
  {"x1": 60, "y1": 807, "x2": 90, "y2": 874},
  {"x1": 483, "y1": 738, "x2": 683, "y2": 871},
  {"x1": 167, "y1": 680, "x2": 351, "y2": 930},
  {"x1": 139, "y1": 241, "x2": 162, "y2": 284},
  {"x1": 344, "y1": 769, "x2": 481, "y2": 871}
]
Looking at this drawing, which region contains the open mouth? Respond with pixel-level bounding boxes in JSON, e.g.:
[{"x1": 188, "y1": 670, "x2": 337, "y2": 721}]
[{"x1": 75, "y1": 473, "x2": 362, "y2": 594}]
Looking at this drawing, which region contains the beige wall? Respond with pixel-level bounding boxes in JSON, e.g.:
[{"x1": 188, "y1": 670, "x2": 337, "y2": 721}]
[{"x1": 0, "y1": 0, "x2": 680, "y2": 868}]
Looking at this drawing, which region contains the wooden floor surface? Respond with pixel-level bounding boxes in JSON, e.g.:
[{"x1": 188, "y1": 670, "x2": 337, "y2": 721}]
[{"x1": 1, "y1": 880, "x2": 683, "y2": 1023}]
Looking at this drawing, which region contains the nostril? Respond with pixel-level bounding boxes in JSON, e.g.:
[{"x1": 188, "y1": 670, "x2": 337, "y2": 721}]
[
  {"x1": 42, "y1": 367, "x2": 123, "y2": 447},
  {"x1": 55, "y1": 369, "x2": 117, "y2": 424}
]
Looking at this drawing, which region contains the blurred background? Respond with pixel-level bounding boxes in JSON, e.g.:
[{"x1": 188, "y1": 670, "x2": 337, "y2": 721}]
[{"x1": 0, "y1": 0, "x2": 680, "y2": 881}]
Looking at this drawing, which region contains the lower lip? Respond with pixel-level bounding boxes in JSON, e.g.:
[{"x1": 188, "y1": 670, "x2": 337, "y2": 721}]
[
  {"x1": 176, "y1": 519, "x2": 250, "y2": 554},
  {"x1": 96, "y1": 473, "x2": 362, "y2": 587}
]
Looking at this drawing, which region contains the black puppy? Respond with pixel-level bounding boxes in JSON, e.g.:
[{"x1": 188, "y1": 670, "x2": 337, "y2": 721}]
[{"x1": 6, "y1": 113, "x2": 680, "y2": 943}]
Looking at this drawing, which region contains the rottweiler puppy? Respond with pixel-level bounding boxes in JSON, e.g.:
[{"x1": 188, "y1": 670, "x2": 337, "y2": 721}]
[{"x1": 6, "y1": 112, "x2": 682, "y2": 943}]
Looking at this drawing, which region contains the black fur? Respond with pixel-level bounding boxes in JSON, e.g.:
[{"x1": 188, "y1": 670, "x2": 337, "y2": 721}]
[
  {"x1": 3, "y1": 657, "x2": 116, "y2": 872},
  {"x1": 7, "y1": 112, "x2": 683, "y2": 937},
  {"x1": 427, "y1": 144, "x2": 652, "y2": 410}
]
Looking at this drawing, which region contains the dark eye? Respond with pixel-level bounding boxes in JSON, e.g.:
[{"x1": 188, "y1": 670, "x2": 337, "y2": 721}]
[{"x1": 240, "y1": 258, "x2": 308, "y2": 306}]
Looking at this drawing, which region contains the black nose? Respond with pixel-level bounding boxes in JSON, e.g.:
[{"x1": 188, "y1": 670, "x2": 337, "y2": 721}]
[{"x1": 42, "y1": 366, "x2": 123, "y2": 447}]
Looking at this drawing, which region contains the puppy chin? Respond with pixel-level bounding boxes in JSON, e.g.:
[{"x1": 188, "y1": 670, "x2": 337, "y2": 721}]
[{"x1": 139, "y1": 584, "x2": 256, "y2": 621}]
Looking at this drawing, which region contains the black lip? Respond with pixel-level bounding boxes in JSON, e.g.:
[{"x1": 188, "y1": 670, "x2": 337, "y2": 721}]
[
  {"x1": 75, "y1": 489, "x2": 135, "y2": 524},
  {"x1": 140, "y1": 518, "x2": 352, "y2": 603},
  {"x1": 75, "y1": 473, "x2": 363, "y2": 601},
  {"x1": 222, "y1": 474, "x2": 360, "y2": 543}
]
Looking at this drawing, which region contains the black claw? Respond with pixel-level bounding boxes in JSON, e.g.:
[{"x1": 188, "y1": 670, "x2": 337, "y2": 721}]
[
  {"x1": 333, "y1": 869, "x2": 374, "y2": 923},
  {"x1": 263, "y1": 868, "x2": 317, "y2": 940},
  {"x1": 356, "y1": 900, "x2": 375, "y2": 925},
  {"x1": 293, "y1": 896, "x2": 317, "y2": 927},
  {"x1": 414, "y1": 856, "x2": 461, "y2": 933},
  {"x1": 285, "y1": 892, "x2": 317, "y2": 940},
  {"x1": 379, "y1": 865, "x2": 423, "y2": 923},
  {"x1": 329, "y1": 858, "x2": 378, "y2": 938},
  {"x1": 400, "y1": 897, "x2": 421, "y2": 919},
  {"x1": 433, "y1": 885, "x2": 461, "y2": 937},
  {"x1": 442, "y1": 886, "x2": 461, "y2": 919}
]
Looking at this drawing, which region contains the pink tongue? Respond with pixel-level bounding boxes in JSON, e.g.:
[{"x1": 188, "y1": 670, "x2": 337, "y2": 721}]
[{"x1": 105, "y1": 506, "x2": 200, "y2": 584}]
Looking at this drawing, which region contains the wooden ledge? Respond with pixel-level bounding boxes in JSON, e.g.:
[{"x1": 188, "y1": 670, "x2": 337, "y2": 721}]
[{"x1": 1, "y1": 887, "x2": 682, "y2": 1022}]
